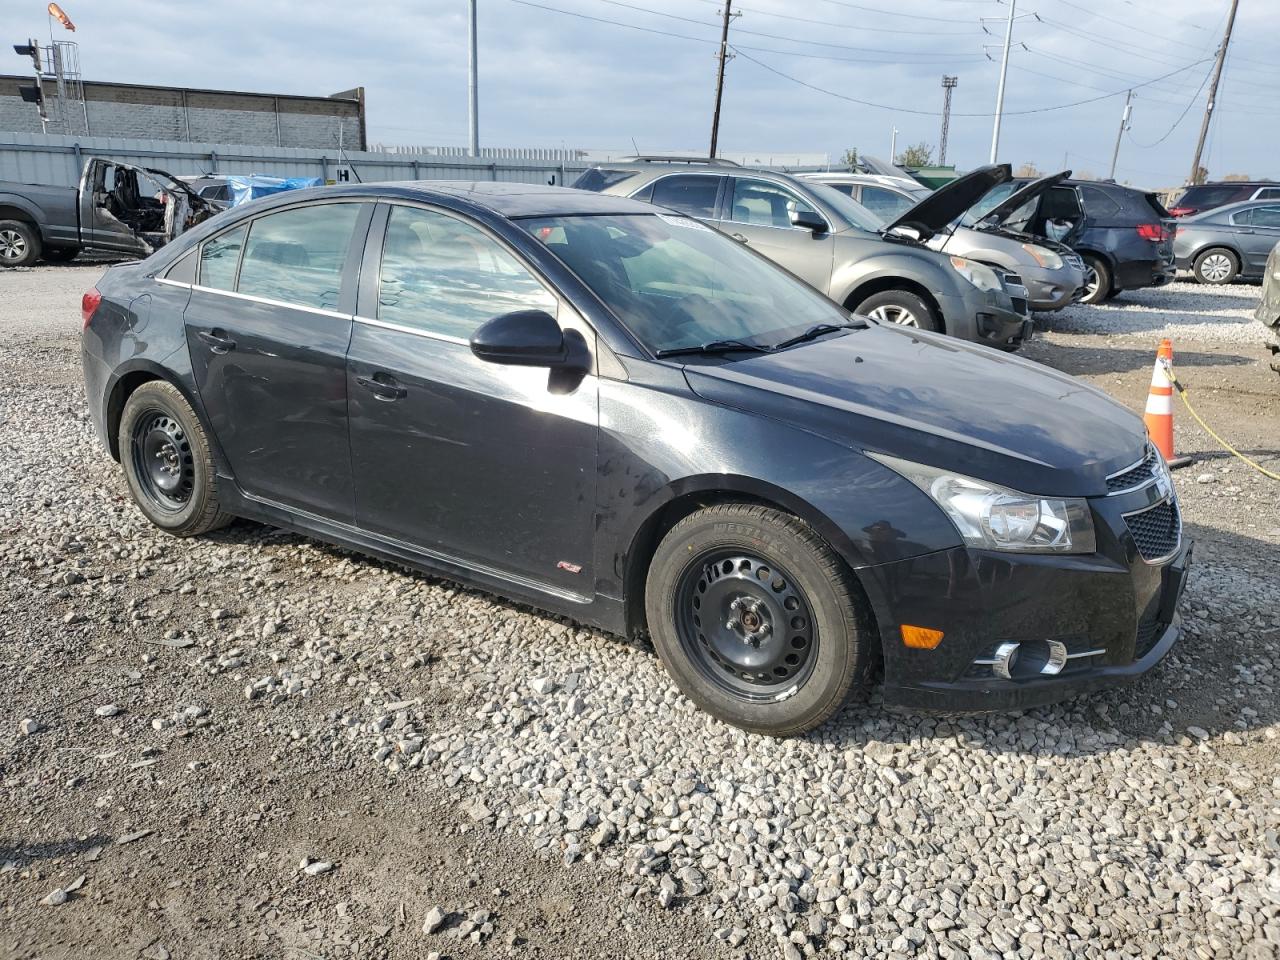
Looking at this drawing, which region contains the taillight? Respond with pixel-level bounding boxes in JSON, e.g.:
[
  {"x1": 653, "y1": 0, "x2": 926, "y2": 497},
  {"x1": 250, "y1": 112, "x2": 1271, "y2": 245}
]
[
  {"x1": 81, "y1": 288, "x2": 102, "y2": 330},
  {"x1": 1136, "y1": 223, "x2": 1164, "y2": 241}
]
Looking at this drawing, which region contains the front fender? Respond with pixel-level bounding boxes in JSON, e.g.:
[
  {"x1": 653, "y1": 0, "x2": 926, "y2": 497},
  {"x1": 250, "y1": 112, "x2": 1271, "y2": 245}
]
[{"x1": 829, "y1": 248, "x2": 962, "y2": 309}]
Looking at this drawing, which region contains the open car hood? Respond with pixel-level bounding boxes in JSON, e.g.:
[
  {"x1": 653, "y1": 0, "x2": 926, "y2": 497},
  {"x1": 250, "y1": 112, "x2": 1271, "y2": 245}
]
[
  {"x1": 882, "y1": 163, "x2": 1011, "y2": 236},
  {"x1": 977, "y1": 170, "x2": 1073, "y2": 228}
]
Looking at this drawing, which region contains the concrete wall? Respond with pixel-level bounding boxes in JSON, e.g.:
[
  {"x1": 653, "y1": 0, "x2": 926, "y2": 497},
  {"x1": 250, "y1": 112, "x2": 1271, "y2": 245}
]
[{"x1": 0, "y1": 76, "x2": 363, "y2": 150}]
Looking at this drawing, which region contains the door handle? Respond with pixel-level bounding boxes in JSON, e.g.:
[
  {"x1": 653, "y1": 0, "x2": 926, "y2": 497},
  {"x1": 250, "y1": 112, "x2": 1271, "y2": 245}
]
[
  {"x1": 197, "y1": 329, "x2": 236, "y2": 354},
  {"x1": 355, "y1": 373, "x2": 407, "y2": 401},
  {"x1": 730, "y1": 233, "x2": 749, "y2": 244}
]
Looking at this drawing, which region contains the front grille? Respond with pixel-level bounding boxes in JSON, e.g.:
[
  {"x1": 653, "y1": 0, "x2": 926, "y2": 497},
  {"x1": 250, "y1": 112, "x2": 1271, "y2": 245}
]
[
  {"x1": 1125, "y1": 498, "x2": 1181, "y2": 562},
  {"x1": 1011, "y1": 297, "x2": 1029, "y2": 316},
  {"x1": 1107, "y1": 445, "x2": 1159, "y2": 494},
  {"x1": 1004, "y1": 271, "x2": 1024, "y2": 286}
]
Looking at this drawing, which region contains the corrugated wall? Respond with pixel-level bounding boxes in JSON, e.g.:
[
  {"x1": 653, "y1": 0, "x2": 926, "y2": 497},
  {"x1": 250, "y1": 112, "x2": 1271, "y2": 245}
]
[{"x1": 0, "y1": 132, "x2": 589, "y2": 189}]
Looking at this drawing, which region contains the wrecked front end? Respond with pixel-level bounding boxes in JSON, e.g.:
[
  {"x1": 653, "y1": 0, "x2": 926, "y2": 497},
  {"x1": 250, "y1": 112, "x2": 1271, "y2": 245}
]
[{"x1": 1256, "y1": 242, "x2": 1280, "y2": 377}]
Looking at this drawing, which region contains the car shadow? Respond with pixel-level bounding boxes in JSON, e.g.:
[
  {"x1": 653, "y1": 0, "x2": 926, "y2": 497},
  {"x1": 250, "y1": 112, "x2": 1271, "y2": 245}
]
[
  {"x1": 1022, "y1": 343, "x2": 1257, "y2": 378},
  {"x1": 0, "y1": 834, "x2": 109, "y2": 867}
]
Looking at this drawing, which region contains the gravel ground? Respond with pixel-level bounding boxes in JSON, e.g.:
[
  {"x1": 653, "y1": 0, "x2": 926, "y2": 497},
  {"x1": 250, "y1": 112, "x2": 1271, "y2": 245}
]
[{"x1": 2, "y1": 265, "x2": 1279, "y2": 960}]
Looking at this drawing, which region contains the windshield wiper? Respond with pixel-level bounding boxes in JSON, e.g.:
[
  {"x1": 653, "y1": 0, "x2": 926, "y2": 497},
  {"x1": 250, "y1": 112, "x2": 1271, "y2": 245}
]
[
  {"x1": 769, "y1": 321, "x2": 866, "y2": 352},
  {"x1": 654, "y1": 339, "x2": 774, "y2": 359}
]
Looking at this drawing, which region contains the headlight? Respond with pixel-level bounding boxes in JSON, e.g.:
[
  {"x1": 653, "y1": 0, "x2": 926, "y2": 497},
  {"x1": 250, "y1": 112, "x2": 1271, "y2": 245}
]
[
  {"x1": 1021, "y1": 243, "x2": 1064, "y2": 270},
  {"x1": 949, "y1": 255, "x2": 1002, "y2": 292},
  {"x1": 869, "y1": 453, "x2": 1096, "y2": 554}
]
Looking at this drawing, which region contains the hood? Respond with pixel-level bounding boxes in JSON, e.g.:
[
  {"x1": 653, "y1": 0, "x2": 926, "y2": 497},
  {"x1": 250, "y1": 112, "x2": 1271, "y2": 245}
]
[
  {"x1": 977, "y1": 170, "x2": 1072, "y2": 228},
  {"x1": 884, "y1": 163, "x2": 1012, "y2": 236},
  {"x1": 683, "y1": 325, "x2": 1145, "y2": 498}
]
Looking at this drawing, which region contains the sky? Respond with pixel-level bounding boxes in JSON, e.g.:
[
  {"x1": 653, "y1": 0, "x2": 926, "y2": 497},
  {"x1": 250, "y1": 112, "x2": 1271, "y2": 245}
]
[{"x1": 8, "y1": 0, "x2": 1279, "y2": 189}]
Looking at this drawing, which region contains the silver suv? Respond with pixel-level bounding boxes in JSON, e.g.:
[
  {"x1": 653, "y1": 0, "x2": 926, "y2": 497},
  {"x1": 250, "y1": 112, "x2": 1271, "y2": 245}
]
[{"x1": 573, "y1": 158, "x2": 1032, "y2": 349}]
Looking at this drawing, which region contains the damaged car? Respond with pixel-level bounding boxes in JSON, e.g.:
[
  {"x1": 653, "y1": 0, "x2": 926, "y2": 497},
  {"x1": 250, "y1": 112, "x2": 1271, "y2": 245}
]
[
  {"x1": 0, "y1": 157, "x2": 220, "y2": 267},
  {"x1": 1255, "y1": 240, "x2": 1280, "y2": 376}
]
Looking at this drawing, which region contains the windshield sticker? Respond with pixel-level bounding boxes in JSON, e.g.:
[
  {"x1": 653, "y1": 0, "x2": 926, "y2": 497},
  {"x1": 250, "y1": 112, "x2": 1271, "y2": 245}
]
[{"x1": 656, "y1": 213, "x2": 712, "y2": 232}]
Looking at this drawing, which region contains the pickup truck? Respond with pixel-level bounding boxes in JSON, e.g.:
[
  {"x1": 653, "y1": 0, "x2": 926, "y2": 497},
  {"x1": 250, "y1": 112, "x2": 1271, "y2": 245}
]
[{"x1": 0, "y1": 157, "x2": 220, "y2": 267}]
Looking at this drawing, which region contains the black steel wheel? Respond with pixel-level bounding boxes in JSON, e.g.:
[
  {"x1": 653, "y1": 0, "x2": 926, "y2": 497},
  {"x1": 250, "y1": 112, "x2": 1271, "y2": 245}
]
[
  {"x1": 676, "y1": 552, "x2": 818, "y2": 701},
  {"x1": 119, "y1": 380, "x2": 233, "y2": 537},
  {"x1": 646, "y1": 503, "x2": 872, "y2": 736}
]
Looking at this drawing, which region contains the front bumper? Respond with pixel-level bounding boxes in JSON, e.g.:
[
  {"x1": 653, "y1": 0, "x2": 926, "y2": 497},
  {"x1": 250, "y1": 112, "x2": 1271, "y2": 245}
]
[
  {"x1": 943, "y1": 286, "x2": 1031, "y2": 349},
  {"x1": 1021, "y1": 266, "x2": 1083, "y2": 312},
  {"x1": 860, "y1": 487, "x2": 1191, "y2": 712}
]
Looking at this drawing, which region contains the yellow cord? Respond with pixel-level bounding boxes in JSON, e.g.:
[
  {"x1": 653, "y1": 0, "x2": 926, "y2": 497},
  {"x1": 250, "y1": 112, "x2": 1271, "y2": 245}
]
[{"x1": 1164, "y1": 361, "x2": 1280, "y2": 482}]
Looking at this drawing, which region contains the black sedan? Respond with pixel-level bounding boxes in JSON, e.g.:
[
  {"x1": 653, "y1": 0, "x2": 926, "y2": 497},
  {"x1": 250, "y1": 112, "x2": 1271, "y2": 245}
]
[
  {"x1": 1173, "y1": 200, "x2": 1280, "y2": 284},
  {"x1": 80, "y1": 181, "x2": 1190, "y2": 735}
]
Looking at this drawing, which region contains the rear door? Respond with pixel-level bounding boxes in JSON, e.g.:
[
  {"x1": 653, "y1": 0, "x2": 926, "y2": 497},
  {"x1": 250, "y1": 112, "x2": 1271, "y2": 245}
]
[
  {"x1": 1238, "y1": 205, "x2": 1280, "y2": 273},
  {"x1": 345, "y1": 202, "x2": 599, "y2": 595},
  {"x1": 184, "y1": 199, "x2": 371, "y2": 520},
  {"x1": 719, "y1": 177, "x2": 835, "y2": 291}
]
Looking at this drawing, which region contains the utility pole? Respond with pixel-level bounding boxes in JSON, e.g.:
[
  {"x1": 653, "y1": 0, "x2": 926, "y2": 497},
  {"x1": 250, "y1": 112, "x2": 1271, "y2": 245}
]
[
  {"x1": 708, "y1": 0, "x2": 736, "y2": 159},
  {"x1": 989, "y1": 0, "x2": 1017, "y2": 163},
  {"x1": 890, "y1": 126, "x2": 899, "y2": 163},
  {"x1": 468, "y1": 0, "x2": 480, "y2": 158},
  {"x1": 939, "y1": 76, "x2": 958, "y2": 165},
  {"x1": 1108, "y1": 89, "x2": 1132, "y2": 180},
  {"x1": 1188, "y1": 0, "x2": 1239, "y2": 185}
]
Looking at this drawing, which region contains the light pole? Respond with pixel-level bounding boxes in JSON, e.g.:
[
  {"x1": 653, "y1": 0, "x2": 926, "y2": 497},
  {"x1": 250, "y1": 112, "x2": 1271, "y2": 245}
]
[
  {"x1": 890, "y1": 125, "x2": 899, "y2": 163},
  {"x1": 468, "y1": 0, "x2": 479, "y2": 158},
  {"x1": 989, "y1": 0, "x2": 1016, "y2": 164}
]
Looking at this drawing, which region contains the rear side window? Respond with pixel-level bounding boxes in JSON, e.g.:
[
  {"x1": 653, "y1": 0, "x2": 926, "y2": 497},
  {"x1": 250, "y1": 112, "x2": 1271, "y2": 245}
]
[
  {"x1": 1079, "y1": 186, "x2": 1122, "y2": 218},
  {"x1": 824, "y1": 182, "x2": 855, "y2": 197},
  {"x1": 1252, "y1": 205, "x2": 1280, "y2": 228},
  {"x1": 199, "y1": 223, "x2": 247, "y2": 291},
  {"x1": 571, "y1": 168, "x2": 634, "y2": 192},
  {"x1": 649, "y1": 176, "x2": 723, "y2": 219},
  {"x1": 376, "y1": 205, "x2": 556, "y2": 340},
  {"x1": 164, "y1": 249, "x2": 197, "y2": 284},
  {"x1": 237, "y1": 203, "x2": 360, "y2": 311},
  {"x1": 1230, "y1": 208, "x2": 1254, "y2": 226}
]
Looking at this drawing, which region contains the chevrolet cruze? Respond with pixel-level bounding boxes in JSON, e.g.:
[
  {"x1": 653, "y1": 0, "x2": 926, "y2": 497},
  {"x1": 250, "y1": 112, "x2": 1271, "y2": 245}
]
[{"x1": 80, "y1": 182, "x2": 1190, "y2": 735}]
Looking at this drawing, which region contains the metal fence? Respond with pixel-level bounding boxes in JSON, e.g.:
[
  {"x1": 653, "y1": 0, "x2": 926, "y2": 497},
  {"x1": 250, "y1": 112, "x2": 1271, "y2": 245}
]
[{"x1": 0, "y1": 131, "x2": 591, "y2": 189}]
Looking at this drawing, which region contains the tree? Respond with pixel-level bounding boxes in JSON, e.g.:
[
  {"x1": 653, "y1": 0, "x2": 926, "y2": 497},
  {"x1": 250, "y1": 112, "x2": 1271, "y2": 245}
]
[
  {"x1": 1015, "y1": 162, "x2": 1041, "y2": 178},
  {"x1": 1074, "y1": 169, "x2": 1099, "y2": 181},
  {"x1": 1193, "y1": 165, "x2": 1210, "y2": 185},
  {"x1": 841, "y1": 147, "x2": 860, "y2": 172},
  {"x1": 896, "y1": 142, "x2": 934, "y2": 167},
  {"x1": 1222, "y1": 172, "x2": 1252, "y2": 181}
]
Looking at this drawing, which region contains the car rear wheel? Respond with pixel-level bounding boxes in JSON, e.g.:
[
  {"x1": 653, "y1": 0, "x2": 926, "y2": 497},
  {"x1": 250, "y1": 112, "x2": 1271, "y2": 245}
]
[
  {"x1": 853, "y1": 290, "x2": 941, "y2": 333},
  {"x1": 119, "y1": 380, "x2": 233, "y2": 537},
  {"x1": 0, "y1": 220, "x2": 41, "y2": 268},
  {"x1": 1193, "y1": 248, "x2": 1239, "y2": 285},
  {"x1": 645, "y1": 504, "x2": 872, "y2": 736},
  {"x1": 1080, "y1": 255, "x2": 1112, "y2": 305}
]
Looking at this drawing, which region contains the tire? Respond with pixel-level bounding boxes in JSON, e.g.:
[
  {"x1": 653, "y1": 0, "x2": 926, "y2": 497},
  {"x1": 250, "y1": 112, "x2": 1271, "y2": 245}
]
[
  {"x1": 1103, "y1": 288, "x2": 1124, "y2": 301},
  {"x1": 1080, "y1": 255, "x2": 1112, "y2": 305},
  {"x1": 119, "y1": 380, "x2": 233, "y2": 537},
  {"x1": 0, "y1": 219, "x2": 41, "y2": 268},
  {"x1": 852, "y1": 289, "x2": 941, "y2": 333},
  {"x1": 43, "y1": 245, "x2": 80, "y2": 263},
  {"x1": 644, "y1": 504, "x2": 872, "y2": 736},
  {"x1": 1192, "y1": 247, "x2": 1239, "y2": 285}
]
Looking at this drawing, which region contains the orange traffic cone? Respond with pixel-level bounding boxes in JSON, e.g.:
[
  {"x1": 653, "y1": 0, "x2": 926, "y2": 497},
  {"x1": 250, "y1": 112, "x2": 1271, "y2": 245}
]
[{"x1": 1143, "y1": 339, "x2": 1191, "y2": 468}]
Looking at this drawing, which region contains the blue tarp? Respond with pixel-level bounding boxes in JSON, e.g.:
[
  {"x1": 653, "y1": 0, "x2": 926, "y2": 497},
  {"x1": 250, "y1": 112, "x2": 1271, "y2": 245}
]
[{"x1": 226, "y1": 175, "x2": 324, "y2": 207}]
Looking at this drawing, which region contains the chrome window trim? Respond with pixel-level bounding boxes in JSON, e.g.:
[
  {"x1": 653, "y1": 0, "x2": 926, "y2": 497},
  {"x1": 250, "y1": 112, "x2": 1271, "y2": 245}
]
[
  {"x1": 1120, "y1": 493, "x2": 1183, "y2": 565},
  {"x1": 154, "y1": 278, "x2": 192, "y2": 289},
  {"x1": 190, "y1": 284, "x2": 352, "y2": 321},
  {"x1": 353, "y1": 314, "x2": 468, "y2": 346}
]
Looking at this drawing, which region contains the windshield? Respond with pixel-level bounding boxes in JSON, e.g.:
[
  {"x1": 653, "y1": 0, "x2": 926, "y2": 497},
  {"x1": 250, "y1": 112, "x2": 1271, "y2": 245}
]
[
  {"x1": 804, "y1": 181, "x2": 887, "y2": 231},
  {"x1": 521, "y1": 213, "x2": 847, "y2": 355}
]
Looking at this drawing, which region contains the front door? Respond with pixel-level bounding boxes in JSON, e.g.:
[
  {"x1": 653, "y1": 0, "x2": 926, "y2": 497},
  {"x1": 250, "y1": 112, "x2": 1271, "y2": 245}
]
[
  {"x1": 184, "y1": 200, "x2": 370, "y2": 520},
  {"x1": 78, "y1": 159, "x2": 153, "y2": 256},
  {"x1": 1240, "y1": 205, "x2": 1280, "y2": 273},
  {"x1": 346, "y1": 203, "x2": 598, "y2": 596},
  {"x1": 719, "y1": 177, "x2": 835, "y2": 291}
]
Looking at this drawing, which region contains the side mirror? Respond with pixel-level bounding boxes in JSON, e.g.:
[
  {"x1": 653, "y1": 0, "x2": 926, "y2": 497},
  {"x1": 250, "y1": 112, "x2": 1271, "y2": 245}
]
[
  {"x1": 887, "y1": 224, "x2": 925, "y2": 242},
  {"x1": 788, "y1": 204, "x2": 828, "y2": 234},
  {"x1": 470, "y1": 309, "x2": 588, "y2": 371}
]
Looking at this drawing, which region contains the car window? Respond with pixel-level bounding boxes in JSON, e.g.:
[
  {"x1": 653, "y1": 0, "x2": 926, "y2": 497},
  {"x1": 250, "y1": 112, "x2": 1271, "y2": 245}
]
[
  {"x1": 962, "y1": 182, "x2": 1018, "y2": 226},
  {"x1": 858, "y1": 185, "x2": 917, "y2": 220},
  {"x1": 1257, "y1": 188, "x2": 1280, "y2": 200},
  {"x1": 1178, "y1": 185, "x2": 1244, "y2": 208},
  {"x1": 236, "y1": 203, "x2": 360, "y2": 311},
  {"x1": 648, "y1": 176, "x2": 722, "y2": 219},
  {"x1": 1042, "y1": 187, "x2": 1084, "y2": 219},
  {"x1": 803, "y1": 181, "x2": 884, "y2": 231},
  {"x1": 523, "y1": 213, "x2": 843, "y2": 355},
  {"x1": 1230, "y1": 208, "x2": 1254, "y2": 226},
  {"x1": 1079, "y1": 186, "x2": 1122, "y2": 218},
  {"x1": 1252, "y1": 205, "x2": 1280, "y2": 228},
  {"x1": 824, "y1": 182, "x2": 855, "y2": 198},
  {"x1": 728, "y1": 178, "x2": 822, "y2": 229},
  {"x1": 571, "y1": 168, "x2": 634, "y2": 192},
  {"x1": 199, "y1": 223, "x2": 247, "y2": 291},
  {"x1": 164, "y1": 249, "x2": 197, "y2": 284},
  {"x1": 377, "y1": 205, "x2": 556, "y2": 340}
]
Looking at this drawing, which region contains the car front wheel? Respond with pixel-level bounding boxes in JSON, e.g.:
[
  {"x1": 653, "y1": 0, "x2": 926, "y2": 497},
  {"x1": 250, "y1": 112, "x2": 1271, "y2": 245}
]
[
  {"x1": 119, "y1": 380, "x2": 233, "y2": 537},
  {"x1": 853, "y1": 290, "x2": 941, "y2": 333},
  {"x1": 645, "y1": 504, "x2": 872, "y2": 736},
  {"x1": 1193, "y1": 248, "x2": 1239, "y2": 285}
]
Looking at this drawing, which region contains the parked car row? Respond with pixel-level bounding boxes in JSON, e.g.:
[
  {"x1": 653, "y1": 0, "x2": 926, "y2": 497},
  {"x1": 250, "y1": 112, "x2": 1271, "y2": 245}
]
[{"x1": 80, "y1": 179, "x2": 1191, "y2": 735}]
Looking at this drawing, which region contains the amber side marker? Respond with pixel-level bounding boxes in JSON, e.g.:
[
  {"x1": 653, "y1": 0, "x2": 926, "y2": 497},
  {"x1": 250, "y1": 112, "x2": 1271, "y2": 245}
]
[{"x1": 900, "y1": 625, "x2": 944, "y2": 649}]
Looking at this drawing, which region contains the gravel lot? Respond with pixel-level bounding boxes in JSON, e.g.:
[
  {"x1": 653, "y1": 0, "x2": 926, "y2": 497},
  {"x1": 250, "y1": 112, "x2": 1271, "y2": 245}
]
[{"x1": 2, "y1": 265, "x2": 1279, "y2": 960}]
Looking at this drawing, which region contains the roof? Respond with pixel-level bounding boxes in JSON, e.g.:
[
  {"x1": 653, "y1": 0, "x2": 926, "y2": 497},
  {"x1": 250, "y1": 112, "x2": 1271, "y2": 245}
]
[
  {"x1": 324, "y1": 180, "x2": 660, "y2": 218},
  {"x1": 802, "y1": 172, "x2": 928, "y2": 191}
]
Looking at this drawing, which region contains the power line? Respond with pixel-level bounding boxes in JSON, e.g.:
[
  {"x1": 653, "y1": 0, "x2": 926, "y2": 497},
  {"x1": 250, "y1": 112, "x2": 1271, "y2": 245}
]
[
  {"x1": 683, "y1": 0, "x2": 984, "y2": 35},
  {"x1": 1128, "y1": 60, "x2": 1216, "y2": 147},
  {"x1": 812, "y1": 0, "x2": 983, "y2": 23},
  {"x1": 729, "y1": 44, "x2": 1211, "y2": 117}
]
